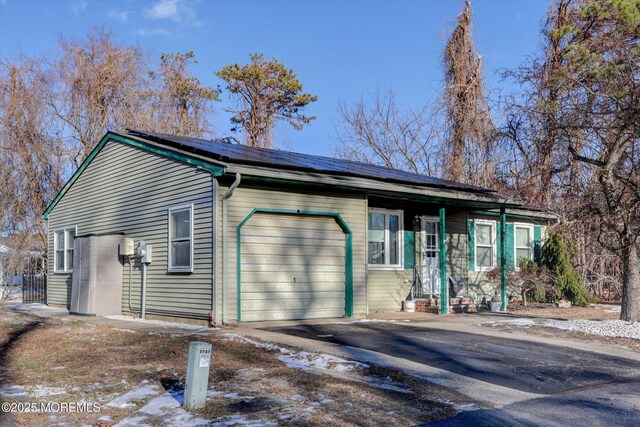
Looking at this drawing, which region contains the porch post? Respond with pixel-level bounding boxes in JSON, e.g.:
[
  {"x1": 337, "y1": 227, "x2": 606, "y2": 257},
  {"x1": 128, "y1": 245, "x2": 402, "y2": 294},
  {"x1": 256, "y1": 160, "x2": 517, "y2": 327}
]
[
  {"x1": 439, "y1": 206, "x2": 448, "y2": 315},
  {"x1": 500, "y1": 207, "x2": 507, "y2": 311}
]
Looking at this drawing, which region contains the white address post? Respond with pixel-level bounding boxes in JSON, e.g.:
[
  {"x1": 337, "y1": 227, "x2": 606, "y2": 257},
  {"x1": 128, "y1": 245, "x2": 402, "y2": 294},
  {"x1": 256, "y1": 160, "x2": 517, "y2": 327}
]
[{"x1": 184, "y1": 341, "x2": 212, "y2": 410}]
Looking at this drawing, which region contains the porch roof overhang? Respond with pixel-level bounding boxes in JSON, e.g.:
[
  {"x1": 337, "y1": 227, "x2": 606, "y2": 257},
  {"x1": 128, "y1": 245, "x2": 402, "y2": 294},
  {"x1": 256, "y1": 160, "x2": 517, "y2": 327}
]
[{"x1": 222, "y1": 165, "x2": 524, "y2": 210}]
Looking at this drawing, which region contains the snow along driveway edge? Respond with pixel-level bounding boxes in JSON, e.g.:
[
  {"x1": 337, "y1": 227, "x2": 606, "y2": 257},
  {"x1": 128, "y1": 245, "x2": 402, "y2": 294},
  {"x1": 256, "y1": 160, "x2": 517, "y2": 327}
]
[{"x1": 232, "y1": 328, "x2": 542, "y2": 407}]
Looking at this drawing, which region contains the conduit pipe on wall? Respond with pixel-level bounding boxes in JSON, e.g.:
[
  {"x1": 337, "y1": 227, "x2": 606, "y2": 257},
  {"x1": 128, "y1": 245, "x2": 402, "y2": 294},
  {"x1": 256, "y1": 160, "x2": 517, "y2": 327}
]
[
  {"x1": 141, "y1": 261, "x2": 148, "y2": 319},
  {"x1": 222, "y1": 173, "x2": 241, "y2": 324}
]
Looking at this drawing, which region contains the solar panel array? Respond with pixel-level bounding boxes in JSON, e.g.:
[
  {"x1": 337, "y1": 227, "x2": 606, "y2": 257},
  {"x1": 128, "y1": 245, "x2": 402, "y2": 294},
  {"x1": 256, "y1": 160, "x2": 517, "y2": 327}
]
[{"x1": 127, "y1": 129, "x2": 495, "y2": 194}]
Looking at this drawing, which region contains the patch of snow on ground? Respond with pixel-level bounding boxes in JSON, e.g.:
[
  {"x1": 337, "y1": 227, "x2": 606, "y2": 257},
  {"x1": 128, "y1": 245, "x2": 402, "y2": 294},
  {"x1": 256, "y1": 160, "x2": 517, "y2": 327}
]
[
  {"x1": 113, "y1": 383, "x2": 210, "y2": 427},
  {"x1": 10, "y1": 302, "x2": 69, "y2": 312},
  {"x1": 0, "y1": 385, "x2": 26, "y2": 398},
  {"x1": 439, "y1": 399, "x2": 476, "y2": 412},
  {"x1": 207, "y1": 390, "x2": 253, "y2": 400},
  {"x1": 277, "y1": 352, "x2": 369, "y2": 373},
  {"x1": 209, "y1": 415, "x2": 276, "y2": 427},
  {"x1": 0, "y1": 286, "x2": 22, "y2": 302},
  {"x1": 104, "y1": 315, "x2": 210, "y2": 331},
  {"x1": 224, "y1": 333, "x2": 368, "y2": 372},
  {"x1": 28, "y1": 385, "x2": 66, "y2": 397},
  {"x1": 355, "y1": 319, "x2": 398, "y2": 323},
  {"x1": 0, "y1": 384, "x2": 68, "y2": 398},
  {"x1": 113, "y1": 415, "x2": 149, "y2": 426},
  {"x1": 107, "y1": 383, "x2": 160, "y2": 409},
  {"x1": 498, "y1": 318, "x2": 536, "y2": 327},
  {"x1": 543, "y1": 319, "x2": 640, "y2": 340}
]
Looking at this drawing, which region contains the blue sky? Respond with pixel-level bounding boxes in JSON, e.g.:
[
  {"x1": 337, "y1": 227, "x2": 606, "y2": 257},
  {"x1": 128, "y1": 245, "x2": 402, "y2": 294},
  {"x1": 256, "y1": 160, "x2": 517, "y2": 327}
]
[{"x1": 0, "y1": 0, "x2": 550, "y2": 156}]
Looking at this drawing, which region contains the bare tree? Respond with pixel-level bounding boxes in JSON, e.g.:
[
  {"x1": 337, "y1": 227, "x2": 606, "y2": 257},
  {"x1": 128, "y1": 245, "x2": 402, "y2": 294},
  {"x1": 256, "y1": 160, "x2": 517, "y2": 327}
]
[
  {"x1": 334, "y1": 88, "x2": 441, "y2": 176},
  {"x1": 0, "y1": 55, "x2": 66, "y2": 246},
  {"x1": 441, "y1": 0, "x2": 495, "y2": 186},
  {"x1": 50, "y1": 27, "x2": 149, "y2": 166}
]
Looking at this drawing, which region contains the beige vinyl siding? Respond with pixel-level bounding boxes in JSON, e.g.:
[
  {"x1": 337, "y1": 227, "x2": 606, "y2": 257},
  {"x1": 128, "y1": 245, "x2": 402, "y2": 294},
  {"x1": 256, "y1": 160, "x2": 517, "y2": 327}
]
[
  {"x1": 368, "y1": 269, "x2": 413, "y2": 311},
  {"x1": 215, "y1": 186, "x2": 366, "y2": 323},
  {"x1": 241, "y1": 214, "x2": 346, "y2": 321},
  {"x1": 446, "y1": 211, "x2": 469, "y2": 284},
  {"x1": 47, "y1": 140, "x2": 213, "y2": 318}
]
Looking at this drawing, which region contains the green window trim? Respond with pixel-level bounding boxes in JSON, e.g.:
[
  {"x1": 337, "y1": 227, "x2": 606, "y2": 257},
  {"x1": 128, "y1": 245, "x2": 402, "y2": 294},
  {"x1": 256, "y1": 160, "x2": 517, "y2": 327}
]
[
  {"x1": 236, "y1": 208, "x2": 354, "y2": 323},
  {"x1": 467, "y1": 220, "x2": 475, "y2": 271},
  {"x1": 42, "y1": 132, "x2": 226, "y2": 220}
]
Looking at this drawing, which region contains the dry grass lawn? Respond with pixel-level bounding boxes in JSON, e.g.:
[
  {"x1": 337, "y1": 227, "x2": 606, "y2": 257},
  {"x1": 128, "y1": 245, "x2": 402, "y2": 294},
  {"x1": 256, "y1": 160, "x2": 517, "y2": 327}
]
[
  {"x1": 0, "y1": 309, "x2": 470, "y2": 427},
  {"x1": 509, "y1": 303, "x2": 620, "y2": 320}
]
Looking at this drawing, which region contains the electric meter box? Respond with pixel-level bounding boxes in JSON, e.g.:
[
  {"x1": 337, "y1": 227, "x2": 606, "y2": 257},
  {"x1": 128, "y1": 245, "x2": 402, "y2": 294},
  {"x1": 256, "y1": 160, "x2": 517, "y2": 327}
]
[{"x1": 119, "y1": 237, "x2": 135, "y2": 256}]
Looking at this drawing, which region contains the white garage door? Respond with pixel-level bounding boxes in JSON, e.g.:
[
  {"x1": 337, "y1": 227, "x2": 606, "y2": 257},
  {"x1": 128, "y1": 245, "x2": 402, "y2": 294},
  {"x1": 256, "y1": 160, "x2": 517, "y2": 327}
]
[{"x1": 240, "y1": 214, "x2": 346, "y2": 322}]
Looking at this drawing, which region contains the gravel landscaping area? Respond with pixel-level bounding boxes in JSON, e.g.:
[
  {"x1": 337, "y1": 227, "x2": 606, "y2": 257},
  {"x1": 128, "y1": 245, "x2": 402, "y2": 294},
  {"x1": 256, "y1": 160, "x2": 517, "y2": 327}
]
[
  {"x1": 480, "y1": 305, "x2": 640, "y2": 353},
  {"x1": 544, "y1": 319, "x2": 640, "y2": 339}
]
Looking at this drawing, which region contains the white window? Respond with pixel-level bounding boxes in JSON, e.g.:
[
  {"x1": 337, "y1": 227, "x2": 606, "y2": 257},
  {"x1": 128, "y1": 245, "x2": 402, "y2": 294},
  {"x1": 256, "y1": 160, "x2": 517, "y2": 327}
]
[
  {"x1": 168, "y1": 205, "x2": 193, "y2": 272},
  {"x1": 514, "y1": 224, "x2": 534, "y2": 265},
  {"x1": 475, "y1": 220, "x2": 496, "y2": 271},
  {"x1": 368, "y1": 209, "x2": 403, "y2": 268},
  {"x1": 53, "y1": 226, "x2": 76, "y2": 273}
]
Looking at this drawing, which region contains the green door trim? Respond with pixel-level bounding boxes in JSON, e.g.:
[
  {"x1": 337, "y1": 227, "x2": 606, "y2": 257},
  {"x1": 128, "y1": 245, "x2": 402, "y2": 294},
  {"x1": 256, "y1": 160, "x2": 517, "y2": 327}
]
[
  {"x1": 42, "y1": 131, "x2": 226, "y2": 220},
  {"x1": 236, "y1": 208, "x2": 354, "y2": 323}
]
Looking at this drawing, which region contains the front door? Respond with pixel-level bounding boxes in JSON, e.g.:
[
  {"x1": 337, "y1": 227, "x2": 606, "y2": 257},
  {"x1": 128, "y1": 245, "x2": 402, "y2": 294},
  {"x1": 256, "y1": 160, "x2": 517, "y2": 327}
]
[{"x1": 420, "y1": 217, "x2": 440, "y2": 295}]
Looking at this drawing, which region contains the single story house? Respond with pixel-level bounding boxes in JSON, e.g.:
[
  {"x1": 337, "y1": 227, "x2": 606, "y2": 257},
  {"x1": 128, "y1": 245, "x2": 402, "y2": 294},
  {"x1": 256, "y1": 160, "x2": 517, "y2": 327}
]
[{"x1": 42, "y1": 130, "x2": 553, "y2": 323}]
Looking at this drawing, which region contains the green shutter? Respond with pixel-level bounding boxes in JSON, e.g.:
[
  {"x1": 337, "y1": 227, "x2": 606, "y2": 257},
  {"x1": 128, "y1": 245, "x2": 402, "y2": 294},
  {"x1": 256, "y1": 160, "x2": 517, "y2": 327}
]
[
  {"x1": 497, "y1": 223, "x2": 515, "y2": 270},
  {"x1": 467, "y1": 220, "x2": 475, "y2": 271},
  {"x1": 533, "y1": 225, "x2": 542, "y2": 265},
  {"x1": 404, "y1": 231, "x2": 415, "y2": 269},
  {"x1": 506, "y1": 223, "x2": 515, "y2": 270}
]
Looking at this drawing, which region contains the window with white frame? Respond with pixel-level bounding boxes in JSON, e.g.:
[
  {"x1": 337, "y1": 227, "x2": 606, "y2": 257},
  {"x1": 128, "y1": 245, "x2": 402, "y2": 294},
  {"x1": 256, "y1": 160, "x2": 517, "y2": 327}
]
[
  {"x1": 54, "y1": 226, "x2": 76, "y2": 273},
  {"x1": 368, "y1": 209, "x2": 403, "y2": 268},
  {"x1": 514, "y1": 224, "x2": 534, "y2": 264},
  {"x1": 475, "y1": 220, "x2": 496, "y2": 270},
  {"x1": 168, "y1": 205, "x2": 193, "y2": 272}
]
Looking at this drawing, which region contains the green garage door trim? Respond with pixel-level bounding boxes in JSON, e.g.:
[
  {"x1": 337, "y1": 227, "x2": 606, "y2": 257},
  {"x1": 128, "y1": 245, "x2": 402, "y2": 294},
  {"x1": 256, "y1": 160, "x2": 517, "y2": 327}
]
[{"x1": 236, "y1": 208, "x2": 354, "y2": 323}]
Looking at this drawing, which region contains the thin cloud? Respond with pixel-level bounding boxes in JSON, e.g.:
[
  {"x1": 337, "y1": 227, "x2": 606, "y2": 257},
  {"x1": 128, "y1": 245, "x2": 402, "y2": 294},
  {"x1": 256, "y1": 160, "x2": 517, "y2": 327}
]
[
  {"x1": 71, "y1": 0, "x2": 87, "y2": 14},
  {"x1": 107, "y1": 9, "x2": 130, "y2": 23},
  {"x1": 137, "y1": 28, "x2": 173, "y2": 37},
  {"x1": 142, "y1": 0, "x2": 201, "y2": 27}
]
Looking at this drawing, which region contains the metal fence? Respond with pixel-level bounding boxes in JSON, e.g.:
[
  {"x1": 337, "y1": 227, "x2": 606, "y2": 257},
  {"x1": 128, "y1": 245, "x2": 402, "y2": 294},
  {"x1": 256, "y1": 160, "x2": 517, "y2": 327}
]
[{"x1": 22, "y1": 274, "x2": 46, "y2": 304}]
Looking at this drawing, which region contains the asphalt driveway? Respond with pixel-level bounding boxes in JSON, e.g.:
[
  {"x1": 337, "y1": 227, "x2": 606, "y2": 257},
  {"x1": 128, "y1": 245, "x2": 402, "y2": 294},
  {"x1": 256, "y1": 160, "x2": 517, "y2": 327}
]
[
  {"x1": 263, "y1": 322, "x2": 640, "y2": 394},
  {"x1": 262, "y1": 321, "x2": 640, "y2": 426}
]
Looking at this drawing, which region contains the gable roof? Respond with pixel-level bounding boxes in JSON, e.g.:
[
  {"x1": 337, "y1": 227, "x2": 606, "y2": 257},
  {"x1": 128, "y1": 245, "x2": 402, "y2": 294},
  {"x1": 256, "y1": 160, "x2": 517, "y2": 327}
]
[
  {"x1": 42, "y1": 132, "x2": 226, "y2": 220},
  {"x1": 43, "y1": 130, "x2": 536, "y2": 221},
  {"x1": 126, "y1": 129, "x2": 494, "y2": 195}
]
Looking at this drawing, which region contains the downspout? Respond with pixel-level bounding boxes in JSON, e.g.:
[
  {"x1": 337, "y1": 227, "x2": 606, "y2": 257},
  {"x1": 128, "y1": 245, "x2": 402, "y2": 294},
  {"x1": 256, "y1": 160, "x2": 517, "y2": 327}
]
[
  {"x1": 222, "y1": 173, "x2": 241, "y2": 324},
  {"x1": 196, "y1": 166, "x2": 219, "y2": 326}
]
